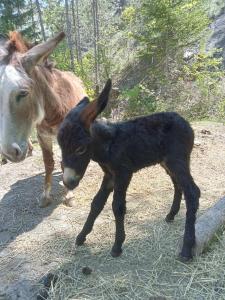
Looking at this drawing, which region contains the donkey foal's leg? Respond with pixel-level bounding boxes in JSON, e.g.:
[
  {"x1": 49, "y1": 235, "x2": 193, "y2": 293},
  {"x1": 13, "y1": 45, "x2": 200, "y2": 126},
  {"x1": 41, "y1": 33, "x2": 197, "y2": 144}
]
[
  {"x1": 180, "y1": 180, "x2": 200, "y2": 261},
  {"x1": 111, "y1": 172, "x2": 132, "y2": 257},
  {"x1": 166, "y1": 160, "x2": 200, "y2": 261},
  {"x1": 166, "y1": 177, "x2": 182, "y2": 222},
  {"x1": 76, "y1": 174, "x2": 114, "y2": 246}
]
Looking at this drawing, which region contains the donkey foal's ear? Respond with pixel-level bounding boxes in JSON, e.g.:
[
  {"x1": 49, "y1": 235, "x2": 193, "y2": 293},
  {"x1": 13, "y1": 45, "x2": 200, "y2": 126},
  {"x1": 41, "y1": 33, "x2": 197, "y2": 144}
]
[
  {"x1": 80, "y1": 79, "x2": 112, "y2": 129},
  {"x1": 96, "y1": 79, "x2": 112, "y2": 115}
]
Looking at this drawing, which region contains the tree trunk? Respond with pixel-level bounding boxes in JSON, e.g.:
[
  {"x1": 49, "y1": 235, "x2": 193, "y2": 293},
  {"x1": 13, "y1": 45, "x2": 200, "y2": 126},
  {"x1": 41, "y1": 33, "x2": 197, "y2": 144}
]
[
  {"x1": 16, "y1": 1, "x2": 21, "y2": 30},
  {"x1": 29, "y1": 0, "x2": 36, "y2": 38},
  {"x1": 92, "y1": 0, "x2": 100, "y2": 86},
  {"x1": 71, "y1": 0, "x2": 79, "y2": 63},
  {"x1": 35, "y1": 0, "x2": 46, "y2": 41},
  {"x1": 65, "y1": 0, "x2": 75, "y2": 72},
  {"x1": 75, "y1": 0, "x2": 82, "y2": 64},
  {"x1": 115, "y1": 0, "x2": 127, "y2": 15}
]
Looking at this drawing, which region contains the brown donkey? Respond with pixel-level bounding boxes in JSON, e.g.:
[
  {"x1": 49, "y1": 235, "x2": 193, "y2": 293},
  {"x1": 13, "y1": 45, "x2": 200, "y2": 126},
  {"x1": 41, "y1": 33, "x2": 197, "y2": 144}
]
[{"x1": 0, "y1": 32, "x2": 86, "y2": 206}]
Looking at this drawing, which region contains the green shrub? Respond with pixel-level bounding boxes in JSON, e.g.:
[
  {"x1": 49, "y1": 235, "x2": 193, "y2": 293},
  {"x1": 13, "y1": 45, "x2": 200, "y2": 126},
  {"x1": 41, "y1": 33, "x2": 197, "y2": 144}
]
[{"x1": 120, "y1": 84, "x2": 157, "y2": 118}]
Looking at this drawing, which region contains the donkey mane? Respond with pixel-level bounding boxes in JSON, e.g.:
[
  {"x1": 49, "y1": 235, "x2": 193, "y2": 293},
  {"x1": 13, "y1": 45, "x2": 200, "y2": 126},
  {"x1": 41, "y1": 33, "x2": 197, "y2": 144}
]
[
  {"x1": 0, "y1": 32, "x2": 32, "y2": 65},
  {"x1": 33, "y1": 67, "x2": 85, "y2": 127},
  {"x1": 0, "y1": 31, "x2": 53, "y2": 70},
  {"x1": 8, "y1": 31, "x2": 32, "y2": 53}
]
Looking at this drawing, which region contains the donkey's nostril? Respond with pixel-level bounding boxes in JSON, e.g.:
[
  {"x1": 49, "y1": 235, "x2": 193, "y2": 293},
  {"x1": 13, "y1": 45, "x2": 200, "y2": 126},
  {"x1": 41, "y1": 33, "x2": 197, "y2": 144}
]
[
  {"x1": 15, "y1": 148, "x2": 20, "y2": 157},
  {"x1": 11, "y1": 143, "x2": 22, "y2": 159}
]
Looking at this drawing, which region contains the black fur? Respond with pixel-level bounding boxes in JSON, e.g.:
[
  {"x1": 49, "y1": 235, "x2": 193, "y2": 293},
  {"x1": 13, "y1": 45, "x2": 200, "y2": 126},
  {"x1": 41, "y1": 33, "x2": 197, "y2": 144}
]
[{"x1": 58, "y1": 79, "x2": 200, "y2": 261}]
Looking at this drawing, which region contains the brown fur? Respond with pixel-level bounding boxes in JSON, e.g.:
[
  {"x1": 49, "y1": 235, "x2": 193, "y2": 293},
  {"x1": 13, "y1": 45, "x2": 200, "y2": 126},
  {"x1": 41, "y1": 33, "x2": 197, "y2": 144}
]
[
  {"x1": 80, "y1": 99, "x2": 99, "y2": 129},
  {"x1": 1, "y1": 31, "x2": 53, "y2": 70},
  {"x1": 4, "y1": 31, "x2": 86, "y2": 128},
  {"x1": 2, "y1": 31, "x2": 87, "y2": 206},
  {"x1": 8, "y1": 31, "x2": 31, "y2": 53},
  {"x1": 33, "y1": 67, "x2": 86, "y2": 128}
]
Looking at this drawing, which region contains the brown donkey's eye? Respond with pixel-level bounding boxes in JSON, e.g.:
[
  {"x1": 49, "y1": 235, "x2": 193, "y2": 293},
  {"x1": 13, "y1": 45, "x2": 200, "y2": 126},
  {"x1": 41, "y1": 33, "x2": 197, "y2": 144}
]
[
  {"x1": 75, "y1": 146, "x2": 87, "y2": 155},
  {"x1": 16, "y1": 90, "x2": 29, "y2": 103}
]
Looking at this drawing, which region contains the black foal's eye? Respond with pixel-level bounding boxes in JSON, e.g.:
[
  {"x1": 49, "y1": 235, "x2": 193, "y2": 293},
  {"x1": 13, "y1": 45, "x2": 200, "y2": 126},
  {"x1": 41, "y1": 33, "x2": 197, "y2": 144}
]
[
  {"x1": 75, "y1": 146, "x2": 87, "y2": 155},
  {"x1": 16, "y1": 90, "x2": 29, "y2": 103}
]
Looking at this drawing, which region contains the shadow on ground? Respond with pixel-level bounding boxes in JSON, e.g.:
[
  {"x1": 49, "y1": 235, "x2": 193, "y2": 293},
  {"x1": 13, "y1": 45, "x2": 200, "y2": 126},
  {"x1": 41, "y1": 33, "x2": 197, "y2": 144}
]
[{"x1": 0, "y1": 171, "x2": 64, "y2": 252}]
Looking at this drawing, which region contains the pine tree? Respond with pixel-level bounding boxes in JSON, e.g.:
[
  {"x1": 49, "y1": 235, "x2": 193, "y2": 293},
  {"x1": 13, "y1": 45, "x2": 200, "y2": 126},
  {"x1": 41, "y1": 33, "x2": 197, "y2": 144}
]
[
  {"x1": 92, "y1": 0, "x2": 100, "y2": 85},
  {"x1": 35, "y1": 0, "x2": 46, "y2": 40},
  {"x1": 0, "y1": 0, "x2": 35, "y2": 38},
  {"x1": 65, "y1": 0, "x2": 75, "y2": 71}
]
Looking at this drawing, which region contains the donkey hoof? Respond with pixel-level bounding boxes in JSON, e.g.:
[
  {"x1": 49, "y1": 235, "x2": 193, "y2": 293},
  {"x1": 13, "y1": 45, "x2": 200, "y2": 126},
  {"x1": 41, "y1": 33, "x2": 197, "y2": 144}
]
[
  {"x1": 63, "y1": 198, "x2": 75, "y2": 207},
  {"x1": 110, "y1": 247, "x2": 122, "y2": 258},
  {"x1": 27, "y1": 151, "x2": 33, "y2": 157},
  {"x1": 39, "y1": 196, "x2": 52, "y2": 208},
  {"x1": 76, "y1": 235, "x2": 86, "y2": 246},
  {"x1": 63, "y1": 190, "x2": 75, "y2": 207},
  {"x1": 178, "y1": 253, "x2": 192, "y2": 263},
  {"x1": 1, "y1": 158, "x2": 7, "y2": 165},
  {"x1": 165, "y1": 214, "x2": 174, "y2": 223}
]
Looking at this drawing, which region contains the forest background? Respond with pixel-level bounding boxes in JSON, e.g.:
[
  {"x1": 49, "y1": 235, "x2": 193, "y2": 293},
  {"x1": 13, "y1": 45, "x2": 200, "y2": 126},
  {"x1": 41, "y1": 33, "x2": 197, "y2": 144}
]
[{"x1": 1, "y1": 0, "x2": 225, "y2": 121}]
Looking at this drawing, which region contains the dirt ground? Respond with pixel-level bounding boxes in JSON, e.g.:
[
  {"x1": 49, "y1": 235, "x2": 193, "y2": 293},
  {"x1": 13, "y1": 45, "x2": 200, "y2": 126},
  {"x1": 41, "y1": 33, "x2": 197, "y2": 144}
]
[{"x1": 0, "y1": 121, "x2": 225, "y2": 300}]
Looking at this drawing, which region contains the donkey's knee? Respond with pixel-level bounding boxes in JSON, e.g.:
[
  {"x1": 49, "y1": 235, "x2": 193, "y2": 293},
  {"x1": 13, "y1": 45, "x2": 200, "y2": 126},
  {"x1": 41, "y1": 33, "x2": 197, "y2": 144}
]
[
  {"x1": 184, "y1": 182, "x2": 200, "y2": 211},
  {"x1": 194, "y1": 183, "x2": 201, "y2": 201},
  {"x1": 112, "y1": 201, "x2": 126, "y2": 218}
]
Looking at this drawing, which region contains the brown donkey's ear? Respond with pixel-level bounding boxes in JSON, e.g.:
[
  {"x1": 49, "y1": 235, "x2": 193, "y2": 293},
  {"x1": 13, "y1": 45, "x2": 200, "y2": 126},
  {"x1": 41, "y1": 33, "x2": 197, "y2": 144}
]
[
  {"x1": 80, "y1": 79, "x2": 112, "y2": 129},
  {"x1": 21, "y1": 32, "x2": 65, "y2": 73}
]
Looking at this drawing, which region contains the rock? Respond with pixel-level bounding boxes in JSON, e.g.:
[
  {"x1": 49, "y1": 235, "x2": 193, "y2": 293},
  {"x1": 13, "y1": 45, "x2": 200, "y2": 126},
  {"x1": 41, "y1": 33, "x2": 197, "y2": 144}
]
[
  {"x1": 207, "y1": 5, "x2": 225, "y2": 66},
  {"x1": 42, "y1": 273, "x2": 58, "y2": 288},
  {"x1": 37, "y1": 273, "x2": 59, "y2": 300},
  {"x1": 82, "y1": 267, "x2": 92, "y2": 275},
  {"x1": 194, "y1": 139, "x2": 201, "y2": 146},
  {"x1": 201, "y1": 129, "x2": 212, "y2": 135}
]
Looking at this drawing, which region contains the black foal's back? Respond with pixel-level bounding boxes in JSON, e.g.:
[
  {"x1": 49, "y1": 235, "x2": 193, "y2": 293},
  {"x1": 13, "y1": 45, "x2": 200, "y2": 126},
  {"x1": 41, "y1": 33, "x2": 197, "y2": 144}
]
[{"x1": 92, "y1": 112, "x2": 194, "y2": 173}]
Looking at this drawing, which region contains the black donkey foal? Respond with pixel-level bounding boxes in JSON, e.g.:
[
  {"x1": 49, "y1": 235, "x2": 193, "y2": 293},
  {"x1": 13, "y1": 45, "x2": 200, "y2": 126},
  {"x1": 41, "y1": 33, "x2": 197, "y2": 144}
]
[{"x1": 57, "y1": 79, "x2": 200, "y2": 262}]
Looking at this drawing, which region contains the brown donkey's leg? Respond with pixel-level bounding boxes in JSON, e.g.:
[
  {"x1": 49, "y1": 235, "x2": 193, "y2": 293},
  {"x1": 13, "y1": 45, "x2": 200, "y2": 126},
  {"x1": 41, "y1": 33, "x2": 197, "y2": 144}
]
[
  {"x1": 59, "y1": 160, "x2": 75, "y2": 206},
  {"x1": 1, "y1": 155, "x2": 8, "y2": 165},
  {"x1": 27, "y1": 138, "x2": 34, "y2": 157},
  {"x1": 37, "y1": 132, "x2": 54, "y2": 207}
]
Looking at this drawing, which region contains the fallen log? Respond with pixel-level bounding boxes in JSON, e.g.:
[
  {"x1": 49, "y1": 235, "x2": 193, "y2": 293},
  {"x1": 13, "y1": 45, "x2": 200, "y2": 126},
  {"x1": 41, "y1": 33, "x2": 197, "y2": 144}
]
[{"x1": 192, "y1": 196, "x2": 225, "y2": 256}]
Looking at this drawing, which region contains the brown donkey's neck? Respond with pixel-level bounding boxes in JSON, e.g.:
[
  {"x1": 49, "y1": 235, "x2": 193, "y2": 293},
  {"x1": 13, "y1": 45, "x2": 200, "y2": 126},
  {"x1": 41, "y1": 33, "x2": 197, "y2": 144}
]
[{"x1": 32, "y1": 66, "x2": 86, "y2": 129}]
